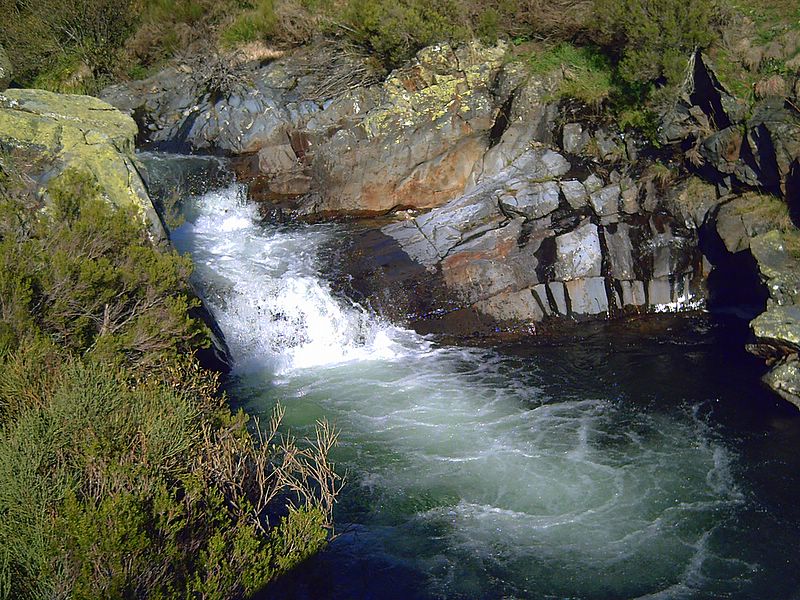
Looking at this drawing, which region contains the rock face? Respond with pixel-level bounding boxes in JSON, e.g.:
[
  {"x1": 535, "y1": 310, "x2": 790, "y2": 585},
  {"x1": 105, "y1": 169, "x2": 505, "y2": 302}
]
[
  {"x1": 0, "y1": 44, "x2": 12, "y2": 91},
  {"x1": 744, "y1": 230, "x2": 800, "y2": 408},
  {"x1": 0, "y1": 89, "x2": 164, "y2": 239},
  {"x1": 103, "y1": 41, "x2": 510, "y2": 215},
  {"x1": 661, "y1": 51, "x2": 800, "y2": 199},
  {"x1": 345, "y1": 145, "x2": 706, "y2": 333}
]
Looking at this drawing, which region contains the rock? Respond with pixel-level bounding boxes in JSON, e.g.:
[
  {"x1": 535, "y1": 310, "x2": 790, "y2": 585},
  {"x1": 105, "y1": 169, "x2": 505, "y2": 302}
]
[
  {"x1": 763, "y1": 361, "x2": 800, "y2": 410},
  {"x1": 752, "y1": 305, "x2": 800, "y2": 352},
  {"x1": 603, "y1": 223, "x2": 636, "y2": 280},
  {"x1": 744, "y1": 102, "x2": 800, "y2": 195},
  {"x1": 0, "y1": 89, "x2": 163, "y2": 239},
  {"x1": 593, "y1": 128, "x2": 624, "y2": 161},
  {"x1": 137, "y1": 152, "x2": 232, "y2": 220},
  {"x1": 554, "y1": 221, "x2": 602, "y2": 280},
  {"x1": 750, "y1": 230, "x2": 800, "y2": 306},
  {"x1": 561, "y1": 180, "x2": 588, "y2": 209},
  {"x1": 308, "y1": 41, "x2": 508, "y2": 214},
  {"x1": 583, "y1": 173, "x2": 603, "y2": 194},
  {"x1": 562, "y1": 123, "x2": 589, "y2": 154},
  {"x1": 620, "y1": 280, "x2": 647, "y2": 306},
  {"x1": 714, "y1": 194, "x2": 790, "y2": 254},
  {"x1": 589, "y1": 184, "x2": 620, "y2": 217},
  {"x1": 499, "y1": 180, "x2": 560, "y2": 219},
  {"x1": 468, "y1": 68, "x2": 563, "y2": 187},
  {"x1": 667, "y1": 177, "x2": 719, "y2": 227},
  {"x1": 548, "y1": 281, "x2": 569, "y2": 315},
  {"x1": 474, "y1": 289, "x2": 544, "y2": 323},
  {"x1": 565, "y1": 278, "x2": 609, "y2": 315},
  {"x1": 0, "y1": 44, "x2": 12, "y2": 91}
]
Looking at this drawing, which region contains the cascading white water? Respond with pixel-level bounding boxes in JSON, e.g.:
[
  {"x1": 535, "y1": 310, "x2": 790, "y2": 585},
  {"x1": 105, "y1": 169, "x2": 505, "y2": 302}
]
[{"x1": 172, "y1": 184, "x2": 763, "y2": 599}]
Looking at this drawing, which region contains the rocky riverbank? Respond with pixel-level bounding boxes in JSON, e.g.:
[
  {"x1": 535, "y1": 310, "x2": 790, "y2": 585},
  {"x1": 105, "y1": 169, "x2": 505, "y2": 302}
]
[
  {"x1": 95, "y1": 40, "x2": 800, "y2": 407},
  {"x1": 4, "y1": 42, "x2": 780, "y2": 406}
]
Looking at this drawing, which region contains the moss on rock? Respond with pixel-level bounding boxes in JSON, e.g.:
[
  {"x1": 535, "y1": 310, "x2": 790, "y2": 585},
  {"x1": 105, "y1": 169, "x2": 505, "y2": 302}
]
[{"x1": 0, "y1": 88, "x2": 164, "y2": 239}]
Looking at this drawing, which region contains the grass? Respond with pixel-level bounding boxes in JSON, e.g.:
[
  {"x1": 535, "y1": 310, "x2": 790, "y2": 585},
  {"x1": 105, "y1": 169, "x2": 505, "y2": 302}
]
[{"x1": 520, "y1": 43, "x2": 614, "y2": 106}]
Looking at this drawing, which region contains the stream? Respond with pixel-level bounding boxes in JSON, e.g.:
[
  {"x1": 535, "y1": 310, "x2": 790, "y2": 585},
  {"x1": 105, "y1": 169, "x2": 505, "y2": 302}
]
[{"x1": 171, "y1": 183, "x2": 800, "y2": 599}]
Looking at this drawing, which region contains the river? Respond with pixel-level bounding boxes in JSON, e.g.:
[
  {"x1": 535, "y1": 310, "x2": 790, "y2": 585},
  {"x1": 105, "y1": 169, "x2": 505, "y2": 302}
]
[{"x1": 171, "y1": 183, "x2": 800, "y2": 600}]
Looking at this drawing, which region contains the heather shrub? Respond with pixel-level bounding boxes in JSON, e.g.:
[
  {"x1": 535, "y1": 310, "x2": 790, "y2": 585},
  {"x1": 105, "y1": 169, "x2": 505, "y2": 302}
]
[
  {"x1": 0, "y1": 159, "x2": 341, "y2": 599},
  {"x1": 593, "y1": 0, "x2": 716, "y2": 85}
]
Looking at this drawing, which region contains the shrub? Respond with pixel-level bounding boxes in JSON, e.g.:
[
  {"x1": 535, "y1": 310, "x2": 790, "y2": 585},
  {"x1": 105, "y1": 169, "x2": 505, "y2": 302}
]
[
  {"x1": 0, "y1": 0, "x2": 138, "y2": 90},
  {"x1": 593, "y1": 0, "x2": 716, "y2": 86},
  {"x1": 342, "y1": 0, "x2": 468, "y2": 67},
  {"x1": 522, "y1": 43, "x2": 615, "y2": 106},
  {"x1": 0, "y1": 158, "x2": 341, "y2": 599}
]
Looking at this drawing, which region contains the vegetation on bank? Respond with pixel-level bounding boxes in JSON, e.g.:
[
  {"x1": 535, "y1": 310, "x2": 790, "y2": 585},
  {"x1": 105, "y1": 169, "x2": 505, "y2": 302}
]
[
  {"x1": 1, "y1": 0, "x2": 796, "y2": 147},
  {"x1": 0, "y1": 154, "x2": 341, "y2": 600}
]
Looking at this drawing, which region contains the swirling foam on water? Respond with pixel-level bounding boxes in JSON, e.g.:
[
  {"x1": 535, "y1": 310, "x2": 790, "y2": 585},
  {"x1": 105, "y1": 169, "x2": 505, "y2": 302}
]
[{"x1": 173, "y1": 185, "x2": 753, "y2": 599}]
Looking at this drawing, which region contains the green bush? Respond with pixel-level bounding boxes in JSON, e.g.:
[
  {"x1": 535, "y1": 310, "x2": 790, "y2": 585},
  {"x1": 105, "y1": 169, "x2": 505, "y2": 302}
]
[
  {"x1": 525, "y1": 43, "x2": 615, "y2": 106},
  {"x1": 0, "y1": 159, "x2": 341, "y2": 599},
  {"x1": 342, "y1": 0, "x2": 468, "y2": 67},
  {"x1": 0, "y1": 0, "x2": 138, "y2": 90},
  {"x1": 593, "y1": 0, "x2": 716, "y2": 86},
  {"x1": 221, "y1": 0, "x2": 279, "y2": 47}
]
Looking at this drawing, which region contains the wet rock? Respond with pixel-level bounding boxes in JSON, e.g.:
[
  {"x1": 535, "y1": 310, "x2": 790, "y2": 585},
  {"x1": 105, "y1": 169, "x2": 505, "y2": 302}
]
[
  {"x1": 752, "y1": 305, "x2": 800, "y2": 352},
  {"x1": 620, "y1": 280, "x2": 647, "y2": 306},
  {"x1": 554, "y1": 221, "x2": 602, "y2": 280},
  {"x1": 474, "y1": 288, "x2": 544, "y2": 323},
  {"x1": 763, "y1": 361, "x2": 800, "y2": 409}
]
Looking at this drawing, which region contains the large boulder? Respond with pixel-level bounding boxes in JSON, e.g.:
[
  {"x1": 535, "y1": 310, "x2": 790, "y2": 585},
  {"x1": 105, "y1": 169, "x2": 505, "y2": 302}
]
[
  {"x1": 0, "y1": 89, "x2": 164, "y2": 239},
  {"x1": 304, "y1": 41, "x2": 508, "y2": 214},
  {"x1": 0, "y1": 44, "x2": 12, "y2": 91}
]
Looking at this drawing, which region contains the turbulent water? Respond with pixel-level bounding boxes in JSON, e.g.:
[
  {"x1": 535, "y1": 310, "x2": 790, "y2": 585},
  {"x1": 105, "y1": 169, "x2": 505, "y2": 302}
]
[{"x1": 172, "y1": 184, "x2": 800, "y2": 600}]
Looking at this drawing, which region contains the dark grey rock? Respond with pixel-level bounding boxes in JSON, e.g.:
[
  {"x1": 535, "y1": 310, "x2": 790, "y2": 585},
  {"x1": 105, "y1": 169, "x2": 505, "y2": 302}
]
[{"x1": 562, "y1": 123, "x2": 589, "y2": 154}]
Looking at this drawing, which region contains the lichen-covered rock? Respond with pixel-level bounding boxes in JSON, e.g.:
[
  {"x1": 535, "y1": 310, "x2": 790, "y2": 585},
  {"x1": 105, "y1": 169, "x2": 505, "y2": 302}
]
[
  {"x1": 0, "y1": 89, "x2": 163, "y2": 239},
  {"x1": 0, "y1": 44, "x2": 12, "y2": 91},
  {"x1": 307, "y1": 41, "x2": 508, "y2": 214}
]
